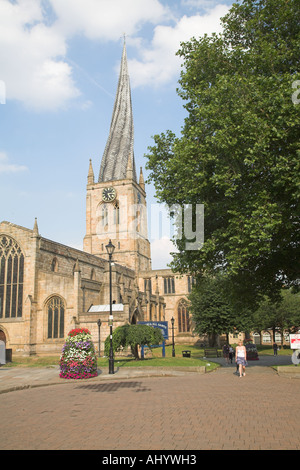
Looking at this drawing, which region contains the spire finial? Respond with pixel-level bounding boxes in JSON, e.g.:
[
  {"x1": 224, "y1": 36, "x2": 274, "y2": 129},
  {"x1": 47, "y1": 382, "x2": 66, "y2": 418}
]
[
  {"x1": 88, "y1": 158, "x2": 94, "y2": 185},
  {"x1": 33, "y1": 217, "x2": 39, "y2": 237},
  {"x1": 139, "y1": 167, "x2": 145, "y2": 190}
]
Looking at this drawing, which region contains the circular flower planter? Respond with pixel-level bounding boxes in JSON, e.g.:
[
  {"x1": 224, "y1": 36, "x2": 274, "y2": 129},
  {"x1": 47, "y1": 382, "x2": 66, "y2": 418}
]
[{"x1": 59, "y1": 328, "x2": 98, "y2": 379}]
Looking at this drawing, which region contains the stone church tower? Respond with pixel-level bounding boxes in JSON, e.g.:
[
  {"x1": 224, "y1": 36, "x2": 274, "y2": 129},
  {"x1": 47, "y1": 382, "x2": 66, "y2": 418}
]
[{"x1": 83, "y1": 42, "x2": 151, "y2": 273}]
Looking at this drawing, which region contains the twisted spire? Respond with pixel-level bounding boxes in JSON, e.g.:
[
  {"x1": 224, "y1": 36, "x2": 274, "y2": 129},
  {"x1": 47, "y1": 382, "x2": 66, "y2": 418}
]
[{"x1": 98, "y1": 42, "x2": 137, "y2": 182}]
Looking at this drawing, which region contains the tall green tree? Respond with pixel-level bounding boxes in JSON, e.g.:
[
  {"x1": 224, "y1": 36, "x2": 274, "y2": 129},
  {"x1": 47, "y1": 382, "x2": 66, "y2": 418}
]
[
  {"x1": 189, "y1": 275, "x2": 254, "y2": 345},
  {"x1": 146, "y1": 0, "x2": 300, "y2": 303}
]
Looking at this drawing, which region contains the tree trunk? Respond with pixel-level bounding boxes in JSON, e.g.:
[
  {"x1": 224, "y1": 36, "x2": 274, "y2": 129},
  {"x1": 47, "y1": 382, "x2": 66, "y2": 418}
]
[
  {"x1": 209, "y1": 333, "x2": 218, "y2": 347},
  {"x1": 131, "y1": 345, "x2": 140, "y2": 360}
]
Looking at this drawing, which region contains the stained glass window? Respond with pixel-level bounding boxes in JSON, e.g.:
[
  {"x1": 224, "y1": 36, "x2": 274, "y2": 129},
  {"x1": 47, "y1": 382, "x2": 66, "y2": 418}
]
[
  {"x1": 178, "y1": 299, "x2": 190, "y2": 333},
  {"x1": 164, "y1": 276, "x2": 175, "y2": 294},
  {"x1": 0, "y1": 236, "x2": 24, "y2": 318},
  {"x1": 47, "y1": 296, "x2": 65, "y2": 339}
]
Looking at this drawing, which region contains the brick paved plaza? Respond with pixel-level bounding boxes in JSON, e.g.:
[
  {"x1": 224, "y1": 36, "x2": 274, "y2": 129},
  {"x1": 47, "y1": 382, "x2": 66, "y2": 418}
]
[{"x1": 1, "y1": 365, "x2": 300, "y2": 451}]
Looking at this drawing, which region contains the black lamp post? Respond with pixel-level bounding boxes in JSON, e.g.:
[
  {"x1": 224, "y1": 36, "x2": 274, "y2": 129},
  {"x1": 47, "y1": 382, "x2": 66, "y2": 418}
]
[
  {"x1": 171, "y1": 317, "x2": 175, "y2": 357},
  {"x1": 97, "y1": 319, "x2": 102, "y2": 357},
  {"x1": 106, "y1": 239, "x2": 115, "y2": 374}
]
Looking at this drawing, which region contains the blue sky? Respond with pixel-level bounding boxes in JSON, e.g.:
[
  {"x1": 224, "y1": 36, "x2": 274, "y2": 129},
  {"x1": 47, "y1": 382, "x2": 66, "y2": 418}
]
[{"x1": 0, "y1": 0, "x2": 233, "y2": 269}]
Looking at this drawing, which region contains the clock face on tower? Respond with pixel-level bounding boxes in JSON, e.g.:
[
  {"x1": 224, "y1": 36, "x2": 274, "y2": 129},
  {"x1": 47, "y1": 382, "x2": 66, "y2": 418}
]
[{"x1": 102, "y1": 187, "x2": 116, "y2": 202}]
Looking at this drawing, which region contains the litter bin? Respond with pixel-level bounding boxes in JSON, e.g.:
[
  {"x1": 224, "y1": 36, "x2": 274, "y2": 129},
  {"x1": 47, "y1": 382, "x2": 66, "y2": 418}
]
[{"x1": 182, "y1": 350, "x2": 191, "y2": 358}]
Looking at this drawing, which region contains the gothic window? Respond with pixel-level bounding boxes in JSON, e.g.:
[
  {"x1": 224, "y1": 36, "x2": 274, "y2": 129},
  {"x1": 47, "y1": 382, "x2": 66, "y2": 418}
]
[
  {"x1": 178, "y1": 299, "x2": 190, "y2": 333},
  {"x1": 51, "y1": 257, "x2": 58, "y2": 272},
  {"x1": 47, "y1": 296, "x2": 65, "y2": 339},
  {"x1": 150, "y1": 303, "x2": 154, "y2": 321},
  {"x1": 187, "y1": 275, "x2": 196, "y2": 292},
  {"x1": 0, "y1": 236, "x2": 24, "y2": 318},
  {"x1": 113, "y1": 202, "x2": 120, "y2": 225},
  {"x1": 164, "y1": 276, "x2": 175, "y2": 294},
  {"x1": 144, "y1": 278, "x2": 152, "y2": 293},
  {"x1": 102, "y1": 204, "x2": 108, "y2": 228}
]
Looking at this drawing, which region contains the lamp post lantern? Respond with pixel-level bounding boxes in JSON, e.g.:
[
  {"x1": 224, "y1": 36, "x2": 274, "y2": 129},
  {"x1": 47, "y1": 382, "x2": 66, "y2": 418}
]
[
  {"x1": 106, "y1": 239, "x2": 115, "y2": 374},
  {"x1": 171, "y1": 317, "x2": 175, "y2": 357},
  {"x1": 97, "y1": 319, "x2": 102, "y2": 357}
]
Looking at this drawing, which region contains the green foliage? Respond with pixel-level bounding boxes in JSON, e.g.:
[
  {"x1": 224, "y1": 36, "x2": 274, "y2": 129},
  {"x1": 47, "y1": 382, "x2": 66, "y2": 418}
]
[
  {"x1": 253, "y1": 289, "x2": 300, "y2": 335},
  {"x1": 145, "y1": 0, "x2": 300, "y2": 301},
  {"x1": 189, "y1": 275, "x2": 254, "y2": 345},
  {"x1": 104, "y1": 324, "x2": 164, "y2": 360}
]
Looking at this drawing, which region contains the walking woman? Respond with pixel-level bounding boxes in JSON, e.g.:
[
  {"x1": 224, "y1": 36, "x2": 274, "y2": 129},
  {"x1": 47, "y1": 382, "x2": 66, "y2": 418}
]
[{"x1": 235, "y1": 340, "x2": 247, "y2": 377}]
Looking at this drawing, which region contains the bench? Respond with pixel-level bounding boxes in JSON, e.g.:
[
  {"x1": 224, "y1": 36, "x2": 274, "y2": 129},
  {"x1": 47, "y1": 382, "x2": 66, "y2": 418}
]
[{"x1": 204, "y1": 348, "x2": 220, "y2": 358}]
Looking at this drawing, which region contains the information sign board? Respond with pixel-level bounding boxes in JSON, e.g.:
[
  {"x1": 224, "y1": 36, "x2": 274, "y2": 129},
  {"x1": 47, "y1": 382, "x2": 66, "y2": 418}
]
[
  {"x1": 290, "y1": 334, "x2": 300, "y2": 349},
  {"x1": 138, "y1": 321, "x2": 169, "y2": 340}
]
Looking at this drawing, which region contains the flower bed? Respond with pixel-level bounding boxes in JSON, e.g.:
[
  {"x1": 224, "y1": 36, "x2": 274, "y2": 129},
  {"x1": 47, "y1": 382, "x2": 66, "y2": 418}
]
[
  {"x1": 245, "y1": 343, "x2": 259, "y2": 360},
  {"x1": 59, "y1": 328, "x2": 98, "y2": 379}
]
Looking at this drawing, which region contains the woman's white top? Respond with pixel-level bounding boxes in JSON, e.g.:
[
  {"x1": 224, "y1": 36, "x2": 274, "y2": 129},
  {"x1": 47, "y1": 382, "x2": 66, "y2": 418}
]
[{"x1": 237, "y1": 347, "x2": 245, "y2": 357}]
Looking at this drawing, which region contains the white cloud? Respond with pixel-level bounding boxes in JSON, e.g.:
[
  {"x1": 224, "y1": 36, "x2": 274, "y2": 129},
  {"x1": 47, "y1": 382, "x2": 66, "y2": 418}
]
[
  {"x1": 151, "y1": 236, "x2": 178, "y2": 270},
  {"x1": 129, "y1": 4, "x2": 230, "y2": 88},
  {"x1": 50, "y1": 0, "x2": 170, "y2": 40},
  {"x1": 0, "y1": 0, "x2": 80, "y2": 111},
  {"x1": 0, "y1": 0, "x2": 230, "y2": 110},
  {"x1": 0, "y1": 0, "x2": 170, "y2": 111},
  {"x1": 0, "y1": 152, "x2": 28, "y2": 174}
]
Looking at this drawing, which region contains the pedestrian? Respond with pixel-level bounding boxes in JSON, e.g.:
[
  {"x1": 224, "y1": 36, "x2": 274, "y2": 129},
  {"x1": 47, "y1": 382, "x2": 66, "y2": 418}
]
[
  {"x1": 235, "y1": 340, "x2": 247, "y2": 377},
  {"x1": 223, "y1": 343, "x2": 230, "y2": 365},
  {"x1": 273, "y1": 342, "x2": 278, "y2": 356},
  {"x1": 229, "y1": 345, "x2": 234, "y2": 364}
]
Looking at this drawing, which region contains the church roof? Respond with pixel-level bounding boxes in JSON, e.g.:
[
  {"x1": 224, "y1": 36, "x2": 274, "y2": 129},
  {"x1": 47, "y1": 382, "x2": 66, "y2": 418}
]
[{"x1": 98, "y1": 42, "x2": 137, "y2": 183}]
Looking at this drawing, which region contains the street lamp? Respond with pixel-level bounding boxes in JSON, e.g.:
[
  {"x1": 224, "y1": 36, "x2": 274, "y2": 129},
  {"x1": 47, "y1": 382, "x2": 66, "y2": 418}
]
[
  {"x1": 171, "y1": 317, "x2": 175, "y2": 357},
  {"x1": 97, "y1": 319, "x2": 102, "y2": 357},
  {"x1": 106, "y1": 239, "x2": 115, "y2": 374}
]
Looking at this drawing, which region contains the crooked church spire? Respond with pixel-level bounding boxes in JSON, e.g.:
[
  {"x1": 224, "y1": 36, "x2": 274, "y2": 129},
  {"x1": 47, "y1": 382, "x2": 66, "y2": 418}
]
[{"x1": 98, "y1": 41, "x2": 137, "y2": 182}]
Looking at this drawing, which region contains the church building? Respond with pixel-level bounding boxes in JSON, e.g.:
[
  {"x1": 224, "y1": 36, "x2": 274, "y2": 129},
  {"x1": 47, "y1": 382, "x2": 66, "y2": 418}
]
[{"x1": 0, "y1": 43, "x2": 195, "y2": 357}]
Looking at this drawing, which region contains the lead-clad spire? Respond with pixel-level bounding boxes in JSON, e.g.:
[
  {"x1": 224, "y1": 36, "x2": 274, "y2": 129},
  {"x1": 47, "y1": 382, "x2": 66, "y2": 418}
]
[{"x1": 98, "y1": 42, "x2": 137, "y2": 182}]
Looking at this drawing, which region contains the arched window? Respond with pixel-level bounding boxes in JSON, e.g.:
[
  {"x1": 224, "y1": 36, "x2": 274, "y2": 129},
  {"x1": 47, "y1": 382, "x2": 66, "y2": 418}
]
[
  {"x1": 178, "y1": 299, "x2": 190, "y2": 333},
  {"x1": 263, "y1": 331, "x2": 272, "y2": 343},
  {"x1": 0, "y1": 236, "x2": 24, "y2": 318},
  {"x1": 47, "y1": 296, "x2": 65, "y2": 339},
  {"x1": 113, "y1": 202, "x2": 120, "y2": 225},
  {"x1": 102, "y1": 204, "x2": 108, "y2": 228},
  {"x1": 51, "y1": 257, "x2": 58, "y2": 272}
]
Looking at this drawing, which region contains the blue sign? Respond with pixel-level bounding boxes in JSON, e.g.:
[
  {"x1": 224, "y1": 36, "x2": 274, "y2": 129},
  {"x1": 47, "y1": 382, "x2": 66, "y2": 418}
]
[{"x1": 138, "y1": 321, "x2": 169, "y2": 340}]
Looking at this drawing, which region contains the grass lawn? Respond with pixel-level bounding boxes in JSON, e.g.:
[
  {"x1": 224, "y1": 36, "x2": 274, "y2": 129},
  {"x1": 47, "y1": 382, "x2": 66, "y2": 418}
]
[
  {"x1": 3, "y1": 343, "x2": 293, "y2": 372},
  {"x1": 256, "y1": 345, "x2": 293, "y2": 356},
  {"x1": 3, "y1": 344, "x2": 218, "y2": 372},
  {"x1": 110, "y1": 344, "x2": 218, "y2": 372}
]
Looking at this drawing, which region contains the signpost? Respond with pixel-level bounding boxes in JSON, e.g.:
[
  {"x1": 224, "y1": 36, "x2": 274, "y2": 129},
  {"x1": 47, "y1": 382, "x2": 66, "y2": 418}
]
[{"x1": 138, "y1": 321, "x2": 169, "y2": 358}]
